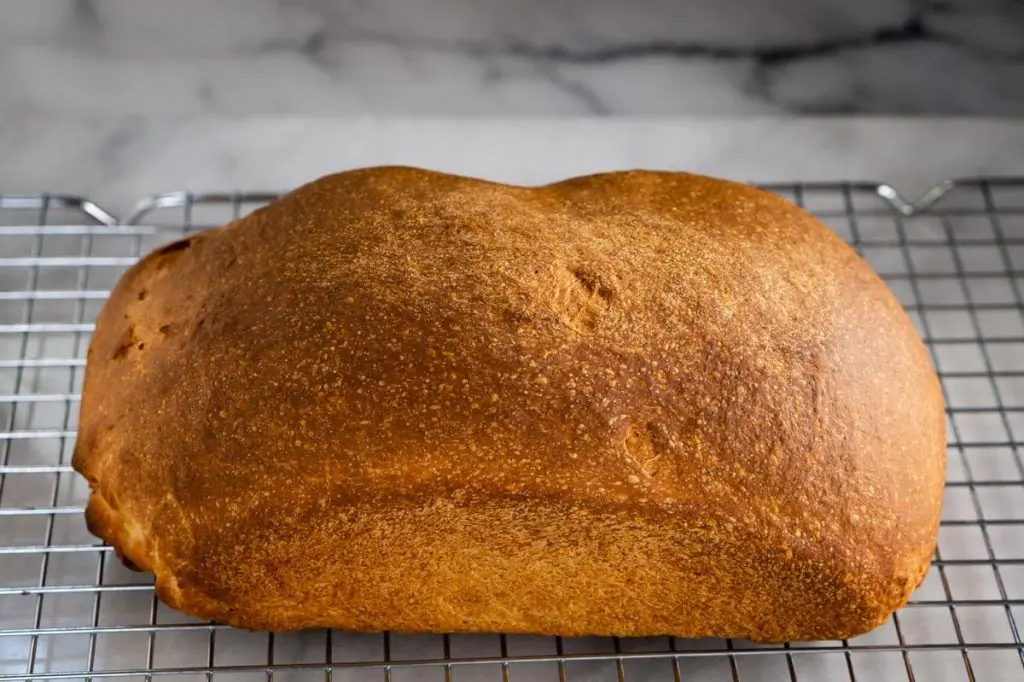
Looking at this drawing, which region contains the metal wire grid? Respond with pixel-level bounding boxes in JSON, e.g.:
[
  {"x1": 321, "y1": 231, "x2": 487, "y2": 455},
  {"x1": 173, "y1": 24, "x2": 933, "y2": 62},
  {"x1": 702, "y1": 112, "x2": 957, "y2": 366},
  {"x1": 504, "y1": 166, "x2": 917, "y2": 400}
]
[{"x1": 0, "y1": 179, "x2": 1023, "y2": 682}]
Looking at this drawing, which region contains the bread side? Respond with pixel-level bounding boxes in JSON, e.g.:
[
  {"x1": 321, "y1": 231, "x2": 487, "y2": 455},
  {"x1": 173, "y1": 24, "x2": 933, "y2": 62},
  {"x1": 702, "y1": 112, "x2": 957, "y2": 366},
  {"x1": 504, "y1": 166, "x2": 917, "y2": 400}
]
[{"x1": 73, "y1": 168, "x2": 945, "y2": 640}]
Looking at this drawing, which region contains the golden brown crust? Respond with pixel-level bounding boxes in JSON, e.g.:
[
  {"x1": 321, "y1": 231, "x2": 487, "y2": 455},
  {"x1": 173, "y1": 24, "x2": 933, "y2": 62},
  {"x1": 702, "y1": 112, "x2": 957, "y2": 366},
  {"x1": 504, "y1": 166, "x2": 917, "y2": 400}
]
[{"x1": 73, "y1": 167, "x2": 945, "y2": 641}]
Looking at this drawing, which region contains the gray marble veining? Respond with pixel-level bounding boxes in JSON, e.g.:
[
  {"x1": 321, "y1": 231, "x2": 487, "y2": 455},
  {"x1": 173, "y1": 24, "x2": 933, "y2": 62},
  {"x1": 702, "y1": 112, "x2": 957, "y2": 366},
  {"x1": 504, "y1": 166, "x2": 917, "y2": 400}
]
[{"x1": 2, "y1": 0, "x2": 1023, "y2": 116}]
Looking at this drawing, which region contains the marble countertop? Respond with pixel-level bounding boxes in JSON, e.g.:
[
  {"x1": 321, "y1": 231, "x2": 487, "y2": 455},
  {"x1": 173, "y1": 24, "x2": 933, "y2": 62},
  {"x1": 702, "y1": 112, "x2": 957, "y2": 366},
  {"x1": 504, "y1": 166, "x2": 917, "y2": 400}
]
[
  {"x1": 2, "y1": 116, "x2": 1022, "y2": 217},
  {"x1": 3, "y1": 0, "x2": 1023, "y2": 116}
]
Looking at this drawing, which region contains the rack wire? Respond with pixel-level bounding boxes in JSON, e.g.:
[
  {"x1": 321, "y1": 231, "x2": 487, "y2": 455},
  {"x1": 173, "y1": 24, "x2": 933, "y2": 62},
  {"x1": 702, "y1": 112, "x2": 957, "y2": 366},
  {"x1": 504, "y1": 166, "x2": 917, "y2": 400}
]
[{"x1": 1, "y1": 178, "x2": 1023, "y2": 682}]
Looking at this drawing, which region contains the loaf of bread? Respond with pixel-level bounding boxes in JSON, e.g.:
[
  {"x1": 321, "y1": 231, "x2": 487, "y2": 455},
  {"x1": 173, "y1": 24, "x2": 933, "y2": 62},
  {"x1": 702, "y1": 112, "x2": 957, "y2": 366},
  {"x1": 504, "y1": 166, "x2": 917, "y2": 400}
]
[{"x1": 73, "y1": 167, "x2": 945, "y2": 642}]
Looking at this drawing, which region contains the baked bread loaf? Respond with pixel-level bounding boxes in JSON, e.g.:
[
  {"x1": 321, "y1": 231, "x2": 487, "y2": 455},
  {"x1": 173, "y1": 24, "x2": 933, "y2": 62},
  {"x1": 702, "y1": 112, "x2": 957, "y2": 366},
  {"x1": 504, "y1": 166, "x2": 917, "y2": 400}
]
[{"x1": 74, "y1": 167, "x2": 945, "y2": 642}]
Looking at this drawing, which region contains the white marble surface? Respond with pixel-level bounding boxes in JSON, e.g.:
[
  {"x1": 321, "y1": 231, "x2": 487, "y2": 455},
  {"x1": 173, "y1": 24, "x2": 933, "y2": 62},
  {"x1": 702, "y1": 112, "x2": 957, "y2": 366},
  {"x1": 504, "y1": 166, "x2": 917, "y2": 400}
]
[
  {"x1": 1, "y1": 116, "x2": 1022, "y2": 217},
  {"x1": 2, "y1": 0, "x2": 1024, "y2": 116}
]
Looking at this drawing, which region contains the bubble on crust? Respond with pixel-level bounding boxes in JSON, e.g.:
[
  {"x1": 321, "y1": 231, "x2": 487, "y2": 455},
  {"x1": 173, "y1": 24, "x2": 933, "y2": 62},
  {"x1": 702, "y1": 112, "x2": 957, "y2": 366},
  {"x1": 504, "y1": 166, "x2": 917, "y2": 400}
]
[
  {"x1": 112, "y1": 326, "x2": 139, "y2": 361},
  {"x1": 549, "y1": 266, "x2": 617, "y2": 333},
  {"x1": 624, "y1": 422, "x2": 663, "y2": 478},
  {"x1": 152, "y1": 237, "x2": 195, "y2": 273}
]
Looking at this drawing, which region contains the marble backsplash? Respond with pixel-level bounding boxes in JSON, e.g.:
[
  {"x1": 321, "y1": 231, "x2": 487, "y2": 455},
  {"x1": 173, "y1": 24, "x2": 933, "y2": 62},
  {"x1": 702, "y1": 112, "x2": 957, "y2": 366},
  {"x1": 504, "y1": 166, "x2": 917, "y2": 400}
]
[{"x1": 2, "y1": 0, "x2": 1023, "y2": 116}]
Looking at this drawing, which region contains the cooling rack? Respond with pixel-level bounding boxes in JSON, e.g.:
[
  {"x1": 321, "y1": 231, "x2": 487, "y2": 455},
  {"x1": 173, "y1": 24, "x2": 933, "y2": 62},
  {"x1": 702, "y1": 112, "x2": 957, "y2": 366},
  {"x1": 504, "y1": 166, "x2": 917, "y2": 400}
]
[{"x1": 1, "y1": 178, "x2": 1023, "y2": 682}]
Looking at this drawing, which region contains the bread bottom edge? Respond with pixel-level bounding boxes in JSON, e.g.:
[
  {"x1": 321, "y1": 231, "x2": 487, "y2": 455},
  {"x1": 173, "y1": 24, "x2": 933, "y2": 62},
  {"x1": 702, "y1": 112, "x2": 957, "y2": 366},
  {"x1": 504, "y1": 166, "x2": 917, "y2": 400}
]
[{"x1": 81, "y1": 489, "x2": 923, "y2": 642}]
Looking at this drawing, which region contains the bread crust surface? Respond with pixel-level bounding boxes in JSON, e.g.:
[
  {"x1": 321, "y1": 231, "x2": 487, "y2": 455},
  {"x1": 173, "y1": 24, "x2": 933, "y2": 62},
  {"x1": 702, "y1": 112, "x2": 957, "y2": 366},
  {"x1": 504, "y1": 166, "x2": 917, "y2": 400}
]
[{"x1": 73, "y1": 168, "x2": 945, "y2": 640}]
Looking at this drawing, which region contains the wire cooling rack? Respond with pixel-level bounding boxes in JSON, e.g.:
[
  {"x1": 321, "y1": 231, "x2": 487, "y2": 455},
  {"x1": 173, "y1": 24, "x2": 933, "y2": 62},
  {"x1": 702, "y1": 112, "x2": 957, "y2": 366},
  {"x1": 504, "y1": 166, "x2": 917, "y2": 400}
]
[{"x1": 1, "y1": 178, "x2": 1023, "y2": 682}]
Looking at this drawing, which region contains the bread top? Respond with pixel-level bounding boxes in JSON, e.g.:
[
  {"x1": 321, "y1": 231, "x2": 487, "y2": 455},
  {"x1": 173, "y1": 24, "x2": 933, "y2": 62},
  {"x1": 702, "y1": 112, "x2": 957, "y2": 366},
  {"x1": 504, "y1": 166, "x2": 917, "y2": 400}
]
[{"x1": 75, "y1": 167, "x2": 945, "y2": 614}]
